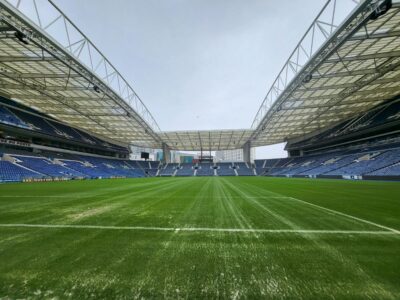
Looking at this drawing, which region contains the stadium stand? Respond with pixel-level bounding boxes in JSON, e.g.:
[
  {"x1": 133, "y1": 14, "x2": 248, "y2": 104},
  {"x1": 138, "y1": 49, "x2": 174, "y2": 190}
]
[
  {"x1": 0, "y1": 106, "x2": 30, "y2": 129},
  {"x1": 0, "y1": 160, "x2": 41, "y2": 182},
  {"x1": 257, "y1": 145, "x2": 400, "y2": 180},
  {"x1": 0, "y1": 151, "x2": 148, "y2": 182},
  {"x1": 1, "y1": 88, "x2": 400, "y2": 182},
  {"x1": 0, "y1": 98, "x2": 128, "y2": 153},
  {"x1": 175, "y1": 163, "x2": 195, "y2": 176},
  {"x1": 234, "y1": 162, "x2": 255, "y2": 176},
  {"x1": 196, "y1": 163, "x2": 215, "y2": 176},
  {"x1": 250, "y1": 97, "x2": 400, "y2": 180},
  {"x1": 1, "y1": 0, "x2": 400, "y2": 186},
  {"x1": 10, "y1": 155, "x2": 84, "y2": 178},
  {"x1": 254, "y1": 159, "x2": 267, "y2": 176},
  {"x1": 369, "y1": 162, "x2": 400, "y2": 176},
  {"x1": 216, "y1": 163, "x2": 236, "y2": 176},
  {"x1": 59, "y1": 160, "x2": 102, "y2": 178},
  {"x1": 159, "y1": 163, "x2": 179, "y2": 176},
  {"x1": 149, "y1": 161, "x2": 160, "y2": 169}
]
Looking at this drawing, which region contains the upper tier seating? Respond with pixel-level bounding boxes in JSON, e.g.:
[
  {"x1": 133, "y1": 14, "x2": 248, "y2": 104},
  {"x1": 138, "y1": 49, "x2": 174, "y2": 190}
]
[
  {"x1": 0, "y1": 106, "x2": 30, "y2": 129},
  {"x1": 291, "y1": 99, "x2": 400, "y2": 149},
  {"x1": 0, "y1": 100, "x2": 127, "y2": 152},
  {"x1": 10, "y1": 108, "x2": 57, "y2": 136}
]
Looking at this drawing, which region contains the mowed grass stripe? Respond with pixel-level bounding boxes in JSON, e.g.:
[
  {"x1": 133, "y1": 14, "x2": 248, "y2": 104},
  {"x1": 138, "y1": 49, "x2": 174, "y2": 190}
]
[
  {"x1": 227, "y1": 178, "x2": 400, "y2": 234},
  {"x1": 219, "y1": 177, "x2": 377, "y2": 232},
  {"x1": 0, "y1": 177, "x2": 395, "y2": 232},
  {"x1": 0, "y1": 178, "x2": 194, "y2": 226},
  {"x1": 0, "y1": 177, "x2": 400, "y2": 299},
  {"x1": 0, "y1": 223, "x2": 398, "y2": 235}
]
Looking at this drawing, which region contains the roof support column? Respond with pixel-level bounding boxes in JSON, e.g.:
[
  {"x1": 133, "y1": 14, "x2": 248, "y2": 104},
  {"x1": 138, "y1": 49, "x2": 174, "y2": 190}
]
[
  {"x1": 162, "y1": 143, "x2": 171, "y2": 164},
  {"x1": 242, "y1": 141, "x2": 252, "y2": 164}
]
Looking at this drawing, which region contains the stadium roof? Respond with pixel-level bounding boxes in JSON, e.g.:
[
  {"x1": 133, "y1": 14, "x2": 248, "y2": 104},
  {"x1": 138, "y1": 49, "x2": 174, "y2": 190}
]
[
  {"x1": 0, "y1": 0, "x2": 400, "y2": 151},
  {"x1": 250, "y1": 0, "x2": 400, "y2": 146},
  {"x1": 159, "y1": 130, "x2": 253, "y2": 151},
  {"x1": 0, "y1": 0, "x2": 162, "y2": 148}
]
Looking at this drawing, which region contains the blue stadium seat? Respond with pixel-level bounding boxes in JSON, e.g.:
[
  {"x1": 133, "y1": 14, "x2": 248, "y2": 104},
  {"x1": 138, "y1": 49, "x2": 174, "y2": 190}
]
[
  {"x1": 175, "y1": 163, "x2": 194, "y2": 176},
  {"x1": 196, "y1": 163, "x2": 215, "y2": 176},
  {"x1": 0, "y1": 160, "x2": 42, "y2": 182},
  {"x1": 234, "y1": 162, "x2": 254, "y2": 176},
  {"x1": 216, "y1": 163, "x2": 236, "y2": 176}
]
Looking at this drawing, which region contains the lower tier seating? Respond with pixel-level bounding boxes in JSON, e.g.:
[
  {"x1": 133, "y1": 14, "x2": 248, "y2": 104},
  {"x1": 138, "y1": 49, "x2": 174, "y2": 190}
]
[
  {"x1": 196, "y1": 163, "x2": 215, "y2": 176},
  {"x1": 176, "y1": 163, "x2": 194, "y2": 176},
  {"x1": 2, "y1": 145, "x2": 399, "y2": 182},
  {"x1": 0, "y1": 152, "x2": 147, "y2": 182},
  {"x1": 0, "y1": 161, "x2": 41, "y2": 181},
  {"x1": 216, "y1": 163, "x2": 236, "y2": 176},
  {"x1": 235, "y1": 162, "x2": 255, "y2": 176},
  {"x1": 255, "y1": 147, "x2": 400, "y2": 178}
]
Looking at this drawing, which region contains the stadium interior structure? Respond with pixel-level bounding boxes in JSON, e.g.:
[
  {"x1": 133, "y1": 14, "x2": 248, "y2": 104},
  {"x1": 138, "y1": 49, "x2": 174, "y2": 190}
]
[{"x1": 1, "y1": 0, "x2": 400, "y2": 182}]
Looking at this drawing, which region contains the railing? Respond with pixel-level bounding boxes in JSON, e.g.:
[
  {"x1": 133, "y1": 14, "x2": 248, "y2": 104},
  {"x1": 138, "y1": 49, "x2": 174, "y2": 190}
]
[
  {"x1": 251, "y1": 0, "x2": 361, "y2": 130},
  {"x1": 4, "y1": 0, "x2": 161, "y2": 132}
]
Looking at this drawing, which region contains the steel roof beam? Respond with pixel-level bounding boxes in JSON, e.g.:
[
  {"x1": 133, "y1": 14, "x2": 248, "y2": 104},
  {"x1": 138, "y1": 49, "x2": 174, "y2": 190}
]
[
  {"x1": 312, "y1": 68, "x2": 377, "y2": 79},
  {"x1": 293, "y1": 84, "x2": 400, "y2": 101},
  {"x1": 297, "y1": 58, "x2": 400, "y2": 133},
  {"x1": 9, "y1": 94, "x2": 116, "y2": 104},
  {"x1": 349, "y1": 29, "x2": 400, "y2": 41},
  {"x1": 0, "y1": 71, "x2": 81, "y2": 79},
  {"x1": 325, "y1": 50, "x2": 400, "y2": 63},
  {"x1": 0, "y1": 56, "x2": 58, "y2": 62},
  {"x1": 297, "y1": 75, "x2": 400, "y2": 92},
  {"x1": 280, "y1": 99, "x2": 385, "y2": 111},
  {"x1": 250, "y1": 0, "x2": 388, "y2": 144},
  {"x1": 0, "y1": 0, "x2": 162, "y2": 146},
  {"x1": 0, "y1": 82, "x2": 92, "y2": 91}
]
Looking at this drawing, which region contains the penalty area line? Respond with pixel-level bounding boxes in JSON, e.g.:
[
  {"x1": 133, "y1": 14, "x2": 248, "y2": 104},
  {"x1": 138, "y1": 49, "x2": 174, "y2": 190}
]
[
  {"x1": 0, "y1": 223, "x2": 398, "y2": 235},
  {"x1": 281, "y1": 196, "x2": 400, "y2": 234}
]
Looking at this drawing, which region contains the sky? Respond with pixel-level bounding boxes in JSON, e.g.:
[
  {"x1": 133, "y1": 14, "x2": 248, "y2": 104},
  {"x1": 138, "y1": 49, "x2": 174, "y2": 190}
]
[{"x1": 50, "y1": 0, "x2": 329, "y2": 158}]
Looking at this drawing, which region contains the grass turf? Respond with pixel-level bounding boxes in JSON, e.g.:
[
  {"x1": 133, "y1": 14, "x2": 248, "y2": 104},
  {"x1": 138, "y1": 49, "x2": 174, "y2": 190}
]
[{"x1": 0, "y1": 176, "x2": 399, "y2": 299}]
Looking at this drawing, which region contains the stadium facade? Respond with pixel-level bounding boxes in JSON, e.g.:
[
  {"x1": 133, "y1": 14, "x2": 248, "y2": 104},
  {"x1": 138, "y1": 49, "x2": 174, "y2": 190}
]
[{"x1": 0, "y1": 0, "x2": 400, "y2": 181}]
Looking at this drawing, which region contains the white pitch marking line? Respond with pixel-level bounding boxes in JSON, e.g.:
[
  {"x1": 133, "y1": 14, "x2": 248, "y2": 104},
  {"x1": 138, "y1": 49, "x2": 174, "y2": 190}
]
[
  {"x1": 0, "y1": 224, "x2": 398, "y2": 235},
  {"x1": 0, "y1": 195, "x2": 77, "y2": 198},
  {"x1": 279, "y1": 196, "x2": 400, "y2": 234}
]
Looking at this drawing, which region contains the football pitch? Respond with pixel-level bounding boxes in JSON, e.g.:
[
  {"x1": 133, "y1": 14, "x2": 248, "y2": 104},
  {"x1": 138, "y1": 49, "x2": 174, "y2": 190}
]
[{"x1": 0, "y1": 177, "x2": 399, "y2": 299}]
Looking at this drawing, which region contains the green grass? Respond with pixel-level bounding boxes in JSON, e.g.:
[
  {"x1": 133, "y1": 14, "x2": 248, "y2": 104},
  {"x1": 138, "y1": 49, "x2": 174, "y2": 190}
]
[{"x1": 0, "y1": 177, "x2": 399, "y2": 299}]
